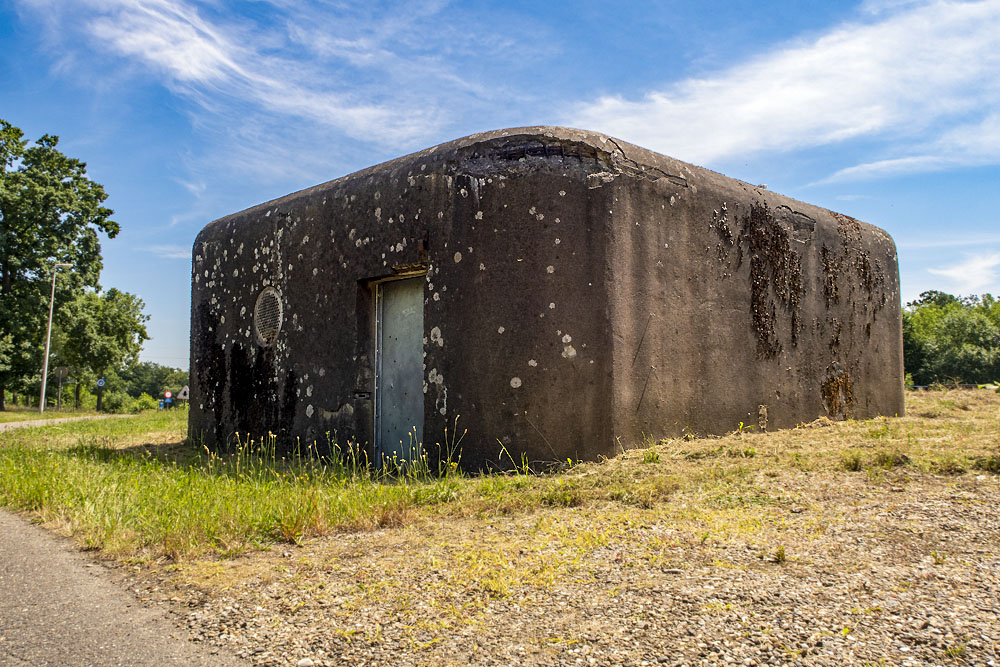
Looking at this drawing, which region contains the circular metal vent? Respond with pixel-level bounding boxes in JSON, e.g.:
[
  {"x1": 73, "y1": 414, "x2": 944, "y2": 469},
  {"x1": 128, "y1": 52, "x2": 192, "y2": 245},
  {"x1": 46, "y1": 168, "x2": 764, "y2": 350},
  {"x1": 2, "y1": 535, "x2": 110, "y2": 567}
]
[{"x1": 253, "y1": 287, "x2": 283, "y2": 347}]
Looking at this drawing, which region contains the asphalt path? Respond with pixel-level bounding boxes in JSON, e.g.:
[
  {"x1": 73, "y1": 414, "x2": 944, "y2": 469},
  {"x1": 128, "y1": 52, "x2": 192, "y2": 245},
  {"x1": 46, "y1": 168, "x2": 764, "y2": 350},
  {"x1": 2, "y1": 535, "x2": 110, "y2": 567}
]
[
  {"x1": 0, "y1": 415, "x2": 245, "y2": 665},
  {"x1": 0, "y1": 510, "x2": 246, "y2": 666}
]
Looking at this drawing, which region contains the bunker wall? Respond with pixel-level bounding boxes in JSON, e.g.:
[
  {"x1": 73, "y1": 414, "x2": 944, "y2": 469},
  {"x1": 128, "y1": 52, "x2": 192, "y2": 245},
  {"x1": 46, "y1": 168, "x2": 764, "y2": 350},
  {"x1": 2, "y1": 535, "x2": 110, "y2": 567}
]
[
  {"x1": 190, "y1": 136, "x2": 620, "y2": 468},
  {"x1": 598, "y1": 146, "x2": 904, "y2": 444},
  {"x1": 190, "y1": 126, "x2": 905, "y2": 469}
]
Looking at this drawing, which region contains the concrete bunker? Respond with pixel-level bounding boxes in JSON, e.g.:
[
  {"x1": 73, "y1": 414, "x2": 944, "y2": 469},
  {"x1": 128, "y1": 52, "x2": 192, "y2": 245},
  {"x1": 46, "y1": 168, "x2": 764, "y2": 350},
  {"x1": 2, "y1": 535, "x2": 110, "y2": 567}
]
[{"x1": 189, "y1": 126, "x2": 904, "y2": 470}]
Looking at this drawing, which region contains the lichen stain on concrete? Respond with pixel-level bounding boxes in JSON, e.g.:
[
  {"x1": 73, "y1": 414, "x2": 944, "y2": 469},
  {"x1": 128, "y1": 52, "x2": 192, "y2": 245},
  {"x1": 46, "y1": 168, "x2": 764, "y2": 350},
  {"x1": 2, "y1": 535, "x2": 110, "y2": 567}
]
[
  {"x1": 510, "y1": 377, "x2": 522, "y2": 388},
  {"x1": 430, "y1": 326, "x2": 444, "y2": 347}
]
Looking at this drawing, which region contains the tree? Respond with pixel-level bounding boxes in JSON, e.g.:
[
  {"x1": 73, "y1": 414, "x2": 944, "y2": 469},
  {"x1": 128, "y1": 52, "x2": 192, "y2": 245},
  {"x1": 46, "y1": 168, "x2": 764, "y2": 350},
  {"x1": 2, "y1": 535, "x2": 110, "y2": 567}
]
[
  {"x1": 58, "y1": 289, "x2": 149, "y2": 411},
  {"x1": 116, "y1": 361, "x2": 186, "y2": 399},
  {"x1": 904, "y1": 291, "x2": 1000, "y2": 385},
  {"x1": 0, "y1": 119, "x2": 118, "y2": 408}
]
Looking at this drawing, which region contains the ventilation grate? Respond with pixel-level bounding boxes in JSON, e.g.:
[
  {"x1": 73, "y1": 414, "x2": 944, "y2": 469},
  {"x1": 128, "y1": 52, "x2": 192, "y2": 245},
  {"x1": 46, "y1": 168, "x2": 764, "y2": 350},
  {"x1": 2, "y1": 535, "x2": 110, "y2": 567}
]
[{"x1": 253, "y1": 287, "x2": 283, "y2": 347}]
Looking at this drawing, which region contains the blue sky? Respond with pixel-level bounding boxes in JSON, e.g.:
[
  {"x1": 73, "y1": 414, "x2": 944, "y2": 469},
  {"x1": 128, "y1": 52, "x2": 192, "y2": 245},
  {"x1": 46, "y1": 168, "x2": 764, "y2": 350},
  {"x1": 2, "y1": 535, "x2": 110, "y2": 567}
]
[{"x1": 3, "y1": 0, "x2": 999, "y2": 369}]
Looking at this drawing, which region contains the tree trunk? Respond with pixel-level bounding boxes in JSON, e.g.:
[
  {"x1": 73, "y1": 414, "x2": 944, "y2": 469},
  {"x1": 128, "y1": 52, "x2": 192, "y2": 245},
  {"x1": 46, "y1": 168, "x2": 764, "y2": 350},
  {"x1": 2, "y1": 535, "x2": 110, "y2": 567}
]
[
  {"x1": 74, "y1": 384, "x2": 80, "y2": 410},
  {"x1": 0, "y1": 386, "x2": 5, "y2": 411}
]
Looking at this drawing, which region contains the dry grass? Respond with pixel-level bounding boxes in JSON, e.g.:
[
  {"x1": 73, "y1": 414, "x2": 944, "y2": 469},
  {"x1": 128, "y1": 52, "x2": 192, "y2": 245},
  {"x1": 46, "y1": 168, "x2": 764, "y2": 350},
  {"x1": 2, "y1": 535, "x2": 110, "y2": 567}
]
[
  {"x1": 0, "y1": 389, "x2": 998, "y2": 569},
  {"x1": 6, "y1": 389, "x2": 999, "y2": 664}
]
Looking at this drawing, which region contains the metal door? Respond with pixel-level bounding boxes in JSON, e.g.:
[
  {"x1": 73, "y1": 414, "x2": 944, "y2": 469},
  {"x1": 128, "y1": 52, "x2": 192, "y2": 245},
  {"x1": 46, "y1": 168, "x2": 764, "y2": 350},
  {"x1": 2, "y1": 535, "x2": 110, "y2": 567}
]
[{"x1": 375, "y1": 276, "x2": 424, "y2": 465}]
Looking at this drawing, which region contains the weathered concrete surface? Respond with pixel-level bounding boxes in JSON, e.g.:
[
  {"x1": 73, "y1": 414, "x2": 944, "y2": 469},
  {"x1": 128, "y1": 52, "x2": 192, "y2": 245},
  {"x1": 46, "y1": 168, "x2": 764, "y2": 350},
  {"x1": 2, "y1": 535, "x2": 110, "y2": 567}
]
[{"x1": 190, "y1": 127, "x2": 903, "y2": 469}]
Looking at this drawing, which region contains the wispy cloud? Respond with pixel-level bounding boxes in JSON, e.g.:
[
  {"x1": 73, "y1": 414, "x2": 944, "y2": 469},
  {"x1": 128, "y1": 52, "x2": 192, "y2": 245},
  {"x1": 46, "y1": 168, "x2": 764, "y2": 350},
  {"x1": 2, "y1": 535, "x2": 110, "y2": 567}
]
[
  {"x1": 16, "y1": 0, "x2": 544, "y2": 177},
  {"x1": 75, "y1": 0, "x2": 441, "y2": 145},
  {"x1": 568, "y1": 1, "x2": 1000, "y2": 176},
  {"x1": 899, "y1": 237, "x2": 1000, "y2": 249},
  {"x1": 927, "y1": 252, "x2": 1000, "y2": 295},
  {"x1": 14, "y1": 0, "x2": 558, "y2": 232},
  {"x1": 146, "y1": 244, "x2": 191, "y2": 259}
]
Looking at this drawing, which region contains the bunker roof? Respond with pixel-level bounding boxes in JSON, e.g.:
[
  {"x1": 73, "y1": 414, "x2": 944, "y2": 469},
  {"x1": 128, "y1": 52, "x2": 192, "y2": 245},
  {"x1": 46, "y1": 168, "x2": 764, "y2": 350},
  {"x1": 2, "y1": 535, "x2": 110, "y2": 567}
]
[{"x1": 204, "y1": 126, "x2": 736, "y2": 233}]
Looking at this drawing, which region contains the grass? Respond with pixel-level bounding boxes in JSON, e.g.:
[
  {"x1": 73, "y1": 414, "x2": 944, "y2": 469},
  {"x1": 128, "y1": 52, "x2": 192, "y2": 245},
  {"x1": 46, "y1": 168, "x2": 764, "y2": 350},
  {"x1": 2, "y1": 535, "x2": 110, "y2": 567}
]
[
  {"x1": 0, "y1": 405, "x2": 99, "y2": 423},
  {"x1": 0, "y1": 389, "x2": 998, "y2": 564}
]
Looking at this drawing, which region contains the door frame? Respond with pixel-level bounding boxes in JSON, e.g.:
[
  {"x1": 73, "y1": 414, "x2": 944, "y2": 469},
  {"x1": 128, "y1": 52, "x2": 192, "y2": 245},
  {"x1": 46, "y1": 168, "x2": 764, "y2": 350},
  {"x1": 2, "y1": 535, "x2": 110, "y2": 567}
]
[{"x1": 372, "y1": 270, "x2": 427, "y2": 465}]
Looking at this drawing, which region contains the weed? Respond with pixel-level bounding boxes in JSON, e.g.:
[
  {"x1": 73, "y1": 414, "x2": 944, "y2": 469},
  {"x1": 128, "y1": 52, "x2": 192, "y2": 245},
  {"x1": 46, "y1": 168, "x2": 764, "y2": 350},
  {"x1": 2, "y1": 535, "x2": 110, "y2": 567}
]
[
  {"x1": 727, "y1": 446, "x2": 756, "y2": 458},
  {"x1": 867, "y1": 422, "x2": 891, "y2": 440},
  {"x1": 930, "y1": 455, "x2": 967, "y2": 475},
  {"x1": 865, "y1": 467, "x2": 884, "y2": 484},
  {"x1": 931, "y1": 550, "x2": 947, "y2": 565},
  {"x1": 973, "y1": 454, "x2": 1000, "y2": 474},
  {"x1": 943, "y1": 643, "x2": 967, "y2": 658},
  {"x1": 640, "y1": 446, "x2": 660, "y2": 464},
  {"x1": 773, "y1": 545, "x2": 786, "y2": 563},
  {"x1": 873, "y1": 450, "x2": 909, "y2": 469},
  {"x1": 841, "y1": 450, "x2": 864, "y2": 472},
  {"x1": 540, "y1": 483, "x2": 583, "y2": 508}
]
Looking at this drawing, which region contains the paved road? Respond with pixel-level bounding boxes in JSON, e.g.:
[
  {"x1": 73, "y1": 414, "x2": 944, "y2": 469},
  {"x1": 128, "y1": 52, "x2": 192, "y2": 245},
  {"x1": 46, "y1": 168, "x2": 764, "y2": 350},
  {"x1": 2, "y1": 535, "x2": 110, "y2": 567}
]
[{"x1": 0, "y1": 510, "x2": 245, "y2": 666}]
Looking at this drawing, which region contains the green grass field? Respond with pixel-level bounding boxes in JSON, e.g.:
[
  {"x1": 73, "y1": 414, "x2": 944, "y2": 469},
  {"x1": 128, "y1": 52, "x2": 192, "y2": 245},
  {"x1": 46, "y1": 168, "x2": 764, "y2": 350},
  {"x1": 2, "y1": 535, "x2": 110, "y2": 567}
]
[
  {"x1": 0, "y1": 405, "x2": 99, "y2": 423},
  {"x1": 0, "y1": 390, "x2": 997, "y2": 562}
]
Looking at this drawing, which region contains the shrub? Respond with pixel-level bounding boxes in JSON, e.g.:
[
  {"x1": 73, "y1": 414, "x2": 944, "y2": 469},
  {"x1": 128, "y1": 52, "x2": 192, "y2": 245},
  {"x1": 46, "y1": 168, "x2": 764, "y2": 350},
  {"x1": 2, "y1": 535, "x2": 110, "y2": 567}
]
[
  {"x1": 101, "y1": 390, "x2": 137, "y2": 414},
  {"x1": 134, "y1": 393, "x2": 158, "y2": 412}
]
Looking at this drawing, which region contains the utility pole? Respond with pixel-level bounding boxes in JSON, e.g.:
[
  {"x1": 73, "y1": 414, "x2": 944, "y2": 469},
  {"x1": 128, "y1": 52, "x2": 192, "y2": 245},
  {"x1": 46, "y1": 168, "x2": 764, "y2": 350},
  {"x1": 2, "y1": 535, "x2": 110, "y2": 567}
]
[{"x1": 39, "y1": 263, "x2": 72, "y2": 413}]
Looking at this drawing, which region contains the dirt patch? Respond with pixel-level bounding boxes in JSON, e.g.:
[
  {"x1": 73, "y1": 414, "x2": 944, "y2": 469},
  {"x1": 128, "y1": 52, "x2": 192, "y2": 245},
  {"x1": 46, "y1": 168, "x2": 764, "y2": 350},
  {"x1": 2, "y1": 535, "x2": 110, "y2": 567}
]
[{"x1": 111, "y1": 390, "x2": 1000, "y2": 666}]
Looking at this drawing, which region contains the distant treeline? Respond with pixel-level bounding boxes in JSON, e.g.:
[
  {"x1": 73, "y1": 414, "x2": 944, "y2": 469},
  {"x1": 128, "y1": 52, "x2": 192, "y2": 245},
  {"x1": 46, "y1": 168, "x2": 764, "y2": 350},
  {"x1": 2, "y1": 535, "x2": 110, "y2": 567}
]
[
  {"x1": 904, "y1": 291, "x2": 1000, "y2": 385},
  {"x1": 4, "y1": 360, "x2": 188, "y2": 413}
]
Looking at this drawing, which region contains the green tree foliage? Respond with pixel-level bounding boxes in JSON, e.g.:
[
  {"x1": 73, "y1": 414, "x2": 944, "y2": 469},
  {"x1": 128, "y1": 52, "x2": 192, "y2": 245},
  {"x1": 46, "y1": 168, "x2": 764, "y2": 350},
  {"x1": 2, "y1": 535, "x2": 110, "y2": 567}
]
[
  {"x1": 904, "y1": 291, "x2": 1000, "y2": 385},
  {"x1": 58, "y1": 289, "x2": 149, "y2": 411},
  {"x1": 116, "y1": 361, "x2": 188, "y2": 399},
  {"x1": 0, "y1": 119, "x2": 118, "y2": 408}
]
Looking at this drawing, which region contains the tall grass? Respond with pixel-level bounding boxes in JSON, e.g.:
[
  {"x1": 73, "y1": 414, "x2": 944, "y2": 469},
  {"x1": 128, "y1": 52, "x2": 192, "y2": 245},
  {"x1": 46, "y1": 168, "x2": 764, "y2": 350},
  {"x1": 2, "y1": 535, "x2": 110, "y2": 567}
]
[
  {"x1": 1, "y1": 389, "x2": 998, "y2": 562},
  {"x1": 0, "y1": 412, "x2": 465, "y2": 559}
]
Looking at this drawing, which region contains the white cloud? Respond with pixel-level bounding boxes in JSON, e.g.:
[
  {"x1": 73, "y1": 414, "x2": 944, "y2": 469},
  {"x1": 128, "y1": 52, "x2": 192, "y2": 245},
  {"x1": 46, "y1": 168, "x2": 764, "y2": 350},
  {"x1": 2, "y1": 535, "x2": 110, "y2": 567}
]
[
  {"x1": 568, "y1": 1, "x2": 1000, "y2": 172},
  {"x1": 15, "y1": 0, "x2": 550, "y2": 190},
  {"x1": 819, "y1": 111, "x2": 1000, "y2": 183},
  {"x1": 900, "y1": 236, "x2": 1000, "y2": 249},
  {"x1": 74, "y1": 0, "x2": 440, "y2": 145},
  {"x1": 146, "y1": 244, "x2": 191, "y2": 259},
  {"x1": 927, "y1": 252, "x2": 1000, "y2": 295}
]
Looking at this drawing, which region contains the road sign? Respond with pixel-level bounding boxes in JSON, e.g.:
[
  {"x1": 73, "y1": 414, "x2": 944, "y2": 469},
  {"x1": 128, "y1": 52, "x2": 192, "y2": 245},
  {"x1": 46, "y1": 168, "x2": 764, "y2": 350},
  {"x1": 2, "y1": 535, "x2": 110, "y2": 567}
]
[
  {"x1": 97, "y1": 378, "x2": 105, "y2": 388},
  {"x1": 164, "y1": 390, "x2": 172, "y2": 399},
  {"x1": 177, "y1": 385, "x2": 190, "y2": 400}
]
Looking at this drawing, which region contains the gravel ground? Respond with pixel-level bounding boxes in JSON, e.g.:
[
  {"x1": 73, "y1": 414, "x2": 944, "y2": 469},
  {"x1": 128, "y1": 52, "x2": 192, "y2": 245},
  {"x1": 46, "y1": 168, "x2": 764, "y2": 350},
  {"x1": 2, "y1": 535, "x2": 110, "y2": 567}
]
[{"x1": 121, "y1": 468, "x2": 1000, "y2": 667}]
